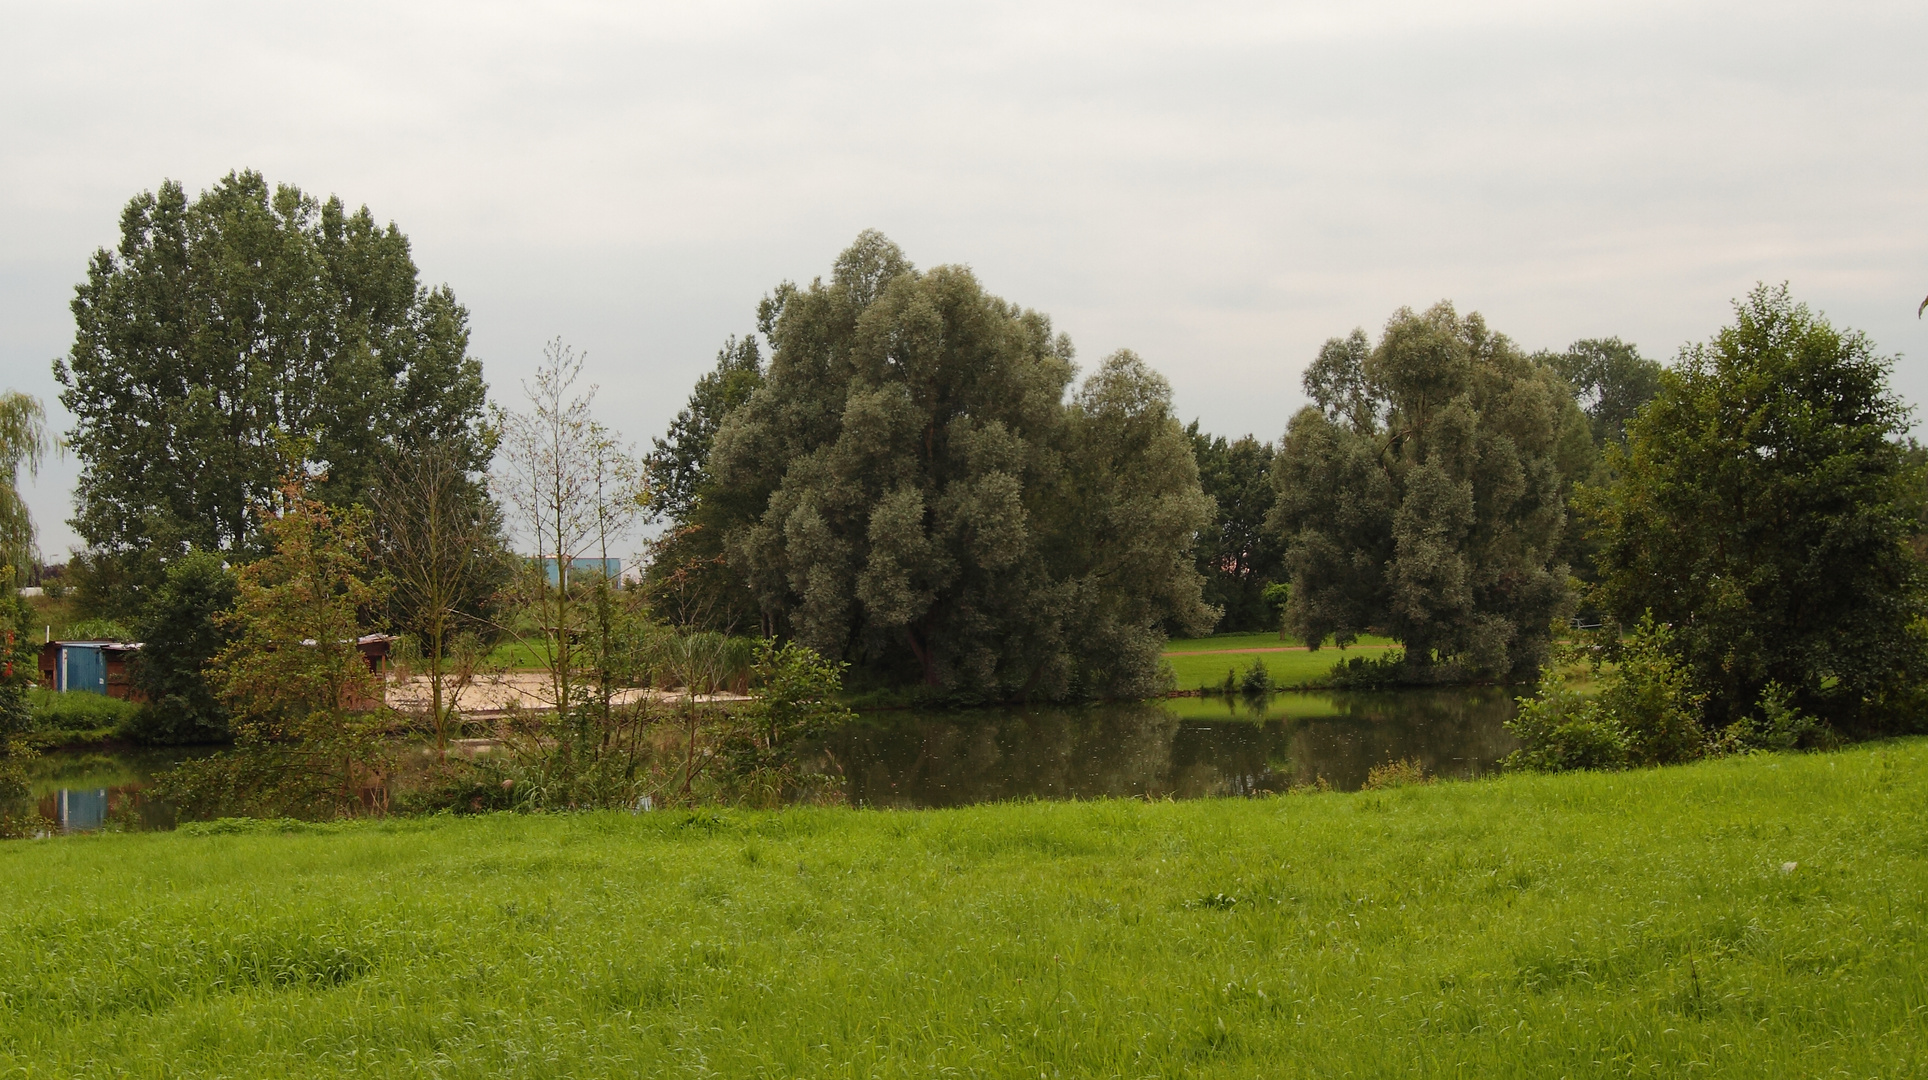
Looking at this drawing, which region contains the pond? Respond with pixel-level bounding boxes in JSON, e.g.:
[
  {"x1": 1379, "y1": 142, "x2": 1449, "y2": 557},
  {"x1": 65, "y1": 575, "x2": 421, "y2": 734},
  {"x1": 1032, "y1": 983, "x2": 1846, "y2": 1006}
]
[
  {"x1": 828, "y1": 688, "x2": 1519, "y2": 807},
  {"x1": 14, "y1": 689, "x2": 1519, "y2": 829},
  {"x1": 22, "y1": 748, "x2": 201, "y2": 833}
]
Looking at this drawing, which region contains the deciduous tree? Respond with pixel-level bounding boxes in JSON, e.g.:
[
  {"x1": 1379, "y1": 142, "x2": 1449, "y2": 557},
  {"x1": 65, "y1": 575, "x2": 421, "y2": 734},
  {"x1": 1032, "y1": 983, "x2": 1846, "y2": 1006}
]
[
  {"x1": 1271, "y1": 303, "x2": 1589, "y2": 681},
  {"x1": 1187, "y1": 425, "x2": 1285, "y2": 632},
  {"x1": 173, "y1": 483, "x2": 392, "y2": 818},
  {"x1": 642, "y1": 336, "x2": 765, "y2": 631},
  {"x1": 0, "y1": 391, "x2": 52, "y2": 583},
  {"x1": 371, "y1": 446, "x2": 512, "y2": 753},
  {"x1": 706, "y1": 232, "x2": 1214, "y2": 699},
  {"x1": 1585, "y1": 284, "x2": 1927, "y2": 730},
  {"x1": 128, "y1": 551, "x2": 238, "y2": 745},
  {"x1": 56, "y1": 171, "x2": 488, "y2": 609}
]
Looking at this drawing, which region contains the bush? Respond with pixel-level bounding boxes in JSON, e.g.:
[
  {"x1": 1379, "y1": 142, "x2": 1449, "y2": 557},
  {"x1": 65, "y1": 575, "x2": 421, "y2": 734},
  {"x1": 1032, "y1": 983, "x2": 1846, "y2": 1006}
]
[
  {"x1": 1327, "y1": 650, "x2": 1406, "y2": 690},
  {"x1": 1238, "y1": 655, "x2": 1272, "y2": 695},
  {"x1": 1596, "y1": 615, "x2": 1707, "y2": 766},
  {"x1": 1714, "y1": 681, "x2": 1822, "y2": 754},
  {"x1": 1506, "y1": 617, "x2": 1708, "y2": 773},
  {"x1": 1503, "y1": 667, "x2": 1628, "y2": 772},
  {"x1": 1362, "y1": 757, "x2": 1432, "y2": 790}
]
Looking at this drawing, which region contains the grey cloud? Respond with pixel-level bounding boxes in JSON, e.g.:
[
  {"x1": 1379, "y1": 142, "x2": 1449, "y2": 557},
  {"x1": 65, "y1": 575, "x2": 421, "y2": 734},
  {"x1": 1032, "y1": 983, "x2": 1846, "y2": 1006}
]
[{"x1": 4, "y1": 0, "x2": 1925, "y2": 556}]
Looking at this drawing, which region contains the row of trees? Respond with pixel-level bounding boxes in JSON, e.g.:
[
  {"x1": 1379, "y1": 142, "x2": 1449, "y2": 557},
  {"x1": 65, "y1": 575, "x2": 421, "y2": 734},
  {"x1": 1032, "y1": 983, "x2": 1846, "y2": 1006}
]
[
  {"x1": 641, "y1": 236, "x2": 1926, "y2": 740},
  {"x1": 22, "y1": 173, "x2": 1928, "y2": 759},
  {"x1": 636, "y1": 232, "x2": 1677, "y2": 699}
]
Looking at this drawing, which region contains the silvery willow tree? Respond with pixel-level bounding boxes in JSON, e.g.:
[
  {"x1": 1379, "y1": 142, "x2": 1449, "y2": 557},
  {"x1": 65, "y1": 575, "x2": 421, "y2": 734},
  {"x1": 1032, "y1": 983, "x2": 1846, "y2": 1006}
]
[
  {"x1": 1270, "y1": 303, "x2": 1591, "y2": 681},
  {"x1": 56, "y1": 171, "x2": 490, "y2": 609},
  {"x1": 702, "y1": 232, "x2": 1215, "y2": 699}
]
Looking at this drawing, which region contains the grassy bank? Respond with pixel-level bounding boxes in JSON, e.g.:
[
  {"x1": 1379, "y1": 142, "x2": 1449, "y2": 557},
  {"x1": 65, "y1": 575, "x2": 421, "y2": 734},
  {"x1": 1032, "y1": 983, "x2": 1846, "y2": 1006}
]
[{"x1": 4, "y1": 742, "x2": 1925, "y2": 1077}]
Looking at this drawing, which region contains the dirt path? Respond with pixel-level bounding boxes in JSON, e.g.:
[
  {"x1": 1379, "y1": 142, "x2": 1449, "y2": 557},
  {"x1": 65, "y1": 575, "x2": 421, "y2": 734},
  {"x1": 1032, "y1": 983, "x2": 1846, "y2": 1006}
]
[{"x1": 385, "y1": 672, "x2": 748, "y2": 717}]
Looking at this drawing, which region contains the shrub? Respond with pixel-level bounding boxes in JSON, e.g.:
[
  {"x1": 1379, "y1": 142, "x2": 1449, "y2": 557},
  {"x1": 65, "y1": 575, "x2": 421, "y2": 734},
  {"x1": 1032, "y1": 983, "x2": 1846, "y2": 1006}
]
[
  {"x1": 1504, "y1": 666, "x2": 1628, "y2": 772},
  {"x1": 1597, "y1": 615, "x2": 1707, "y2": 766},
  {"x1": 1507, "y1": 617, "x2": 1709, "y2": 772},
  {"x1": 1328, "y1": 650, "x2": 1406, "y2": 690},
  {"x1": 1238, "y1": 655, "x2": 1272, "y2": 695},
  {"x1": 1362, "y1": 757, "x2": 1432, "y2": 789},
  {"x1": 1714, "y1": 681, "x2": 1821, "y2": 754}
]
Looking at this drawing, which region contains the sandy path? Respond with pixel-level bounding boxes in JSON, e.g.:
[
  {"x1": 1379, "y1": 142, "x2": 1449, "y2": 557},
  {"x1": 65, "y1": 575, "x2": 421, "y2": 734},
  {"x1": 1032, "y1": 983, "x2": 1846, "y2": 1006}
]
[{"x1": 385, "y1": 671, "x2": 748, "y2": 716}]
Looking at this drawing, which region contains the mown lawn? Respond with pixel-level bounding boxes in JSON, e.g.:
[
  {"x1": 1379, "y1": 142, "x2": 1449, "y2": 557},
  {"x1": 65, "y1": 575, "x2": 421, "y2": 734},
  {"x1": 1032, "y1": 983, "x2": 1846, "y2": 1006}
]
[
  {"x1": 1163, "y1": 642, "x2": 1401, "y2": 691},
  {"x1": 1161, "y1": 632, "x2": 1399, "y2": 654},
  {"x1": 2, "y1": 742, "x2": 1924, "y2": 1077}
]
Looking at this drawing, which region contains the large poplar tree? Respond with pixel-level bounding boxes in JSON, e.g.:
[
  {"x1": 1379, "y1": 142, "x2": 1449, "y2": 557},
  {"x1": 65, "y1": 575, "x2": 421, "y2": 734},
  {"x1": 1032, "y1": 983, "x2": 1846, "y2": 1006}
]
[
  {"x1": 701, "y1": 232, "x2": 1215, "y2": 699},
  {"x1": 56, "y1": 171, "x2": 490, "y2": 606},
  {"x1": 1271, "y1": 304, "x2": 1591, "y2": 680}
]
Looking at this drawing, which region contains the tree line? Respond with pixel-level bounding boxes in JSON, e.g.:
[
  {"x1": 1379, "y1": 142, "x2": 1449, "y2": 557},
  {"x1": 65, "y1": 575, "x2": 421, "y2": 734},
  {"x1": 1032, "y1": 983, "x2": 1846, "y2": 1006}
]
[{"x1": 4, "y1": 171, "x2": 1925, "y2": 822}]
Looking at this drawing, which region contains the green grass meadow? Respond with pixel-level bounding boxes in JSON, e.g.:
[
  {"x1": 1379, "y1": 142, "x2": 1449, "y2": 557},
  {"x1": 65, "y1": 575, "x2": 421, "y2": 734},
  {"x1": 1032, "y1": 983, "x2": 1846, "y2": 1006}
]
[
  {"x1": 1162, "y1": 641, "x2": 1401, "y2": 692},
  {"x1": 3, "y1": 741, "x2": 1925, "y2": 1077}
]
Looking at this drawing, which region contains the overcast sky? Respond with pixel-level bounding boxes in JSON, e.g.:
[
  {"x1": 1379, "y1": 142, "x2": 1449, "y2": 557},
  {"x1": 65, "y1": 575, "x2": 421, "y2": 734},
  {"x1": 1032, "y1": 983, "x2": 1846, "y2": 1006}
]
[{"x1": 4, "y1": 0, "x2": 1925, "y2": 558}]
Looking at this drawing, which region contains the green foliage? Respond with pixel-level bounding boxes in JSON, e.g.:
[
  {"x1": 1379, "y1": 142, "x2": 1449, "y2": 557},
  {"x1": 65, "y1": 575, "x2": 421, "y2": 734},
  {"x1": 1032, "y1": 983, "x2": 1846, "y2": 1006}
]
[
  {"x1": 642, "y1": 336, "x2": 767, "y2": 631},
  {"x1": 1538, "y1": 338, "x2": 1662, "y2": 590},
  {"x1": 1503, "y1": 665, "x2": 1628, "y2": 773},
  {"x1": 1187, "y1": 425, "x2": 1286, "y2": 632},
  {"x1": 1596, "y1": 616, "x2": 1708, "y2": 765},
  {"x1": 159, "y1": 487, "x2": 392, "y2": 820},
  {"x1": 1272, "y1": 304, "x2": 1589, "y2": 682},
  {"x1": 719, "y1": 640, "x2": 858, "y2": 806},
  {"x1": 0, "y1": 588, "x2": 40, "y2": 834},
  {"x1": 56, "y1": 171, "x2": 490, "y2": 611},
  {"x1": 1544, "y1": 337, "x2": 1664, "y2": 447},
  {"x1": 1506, "y1": 619, "x2": 1705, "y2": 772},
  {"x1": 370, "y1": 446, "x2": 512, "y2": 752},
  {"x1": 1326, "y1": 650, "x2": 1409, "y2": 690},
  {"x1": 5, "y1": 743, "x2": 1927, "y2": 1075},
  {"x1": 1584, "y1": 284, "x2": 1927, "y2": 730},
  {"x1": 28, "y1": 689, "x2": 141, "y2": 740},
  {"x1": 738, "y1": 639, "x2": 855, "y2": 751},
  {"x1": 1237, "y1": 654, "x2": 1272, "y2": 695},
  {"x1": 0, "y1": 391, "x2": 52, "y2": 582},
  {"x1": 128, "y1": 551, "x2": 237, "y2": 745},
  {"x1": 1714, "y1": 681, "x2": 1821, "y2": 755},
  {"x1": 646, "y1": 335, "x2": 764, "y2": 525},
  {"x1": 1261, "y1": 581, "x2": 1290, "y2": 632},
  {"x1": 706, "y1": 232, "x2": 1215, "y2": 700}
]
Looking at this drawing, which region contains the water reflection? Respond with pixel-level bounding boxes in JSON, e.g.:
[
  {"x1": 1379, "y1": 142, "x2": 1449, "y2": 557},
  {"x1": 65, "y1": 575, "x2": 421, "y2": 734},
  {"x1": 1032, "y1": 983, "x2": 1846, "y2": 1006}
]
[
  {"x1": 825, "y1": 689, "x2": 1518, "y2": 807},
  {"x1": 10, "y1": 690, "x2": 1521, "y2": 828},
  {"x1": 26, "y1": 749, "x2": 196, "y2": 832}
]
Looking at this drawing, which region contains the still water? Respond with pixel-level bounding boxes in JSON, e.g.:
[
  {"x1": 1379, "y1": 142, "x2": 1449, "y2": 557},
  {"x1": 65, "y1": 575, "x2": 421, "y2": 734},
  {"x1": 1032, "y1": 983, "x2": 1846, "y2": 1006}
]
[
  {"x1": 20, "y1": 689, "x2": 1518, "y2": 829},
  {"x1": 24, "y1": 748, "x2": 196, "y2": 833},
  {"x1": 829, "y1": 689, "x2": 1518, "y2": 807}
]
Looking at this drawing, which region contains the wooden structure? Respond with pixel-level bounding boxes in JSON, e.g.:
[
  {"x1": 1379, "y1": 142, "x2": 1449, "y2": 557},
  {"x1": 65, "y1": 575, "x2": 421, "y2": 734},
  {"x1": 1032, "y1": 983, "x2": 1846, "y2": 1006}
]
[{"x1": 38, "y1": 641, "x2": 146, "y2": 702}]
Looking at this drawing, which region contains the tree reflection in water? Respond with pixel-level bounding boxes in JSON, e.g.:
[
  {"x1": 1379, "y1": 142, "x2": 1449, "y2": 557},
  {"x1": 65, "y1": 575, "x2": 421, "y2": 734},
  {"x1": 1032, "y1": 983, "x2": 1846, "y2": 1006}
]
[{"x1": 822, "y1": 689, "x2": 1518, "y2": 807}]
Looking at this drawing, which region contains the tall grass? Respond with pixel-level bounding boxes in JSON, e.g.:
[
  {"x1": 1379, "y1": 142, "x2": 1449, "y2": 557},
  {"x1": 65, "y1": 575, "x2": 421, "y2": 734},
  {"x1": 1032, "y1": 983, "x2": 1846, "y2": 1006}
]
[
  {"x1": 27, "y1": 689, "x2": 140, "y2": 742},
  {"x1": 2, "y1": 740, "x2": 1924, "y2": 1077}
]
